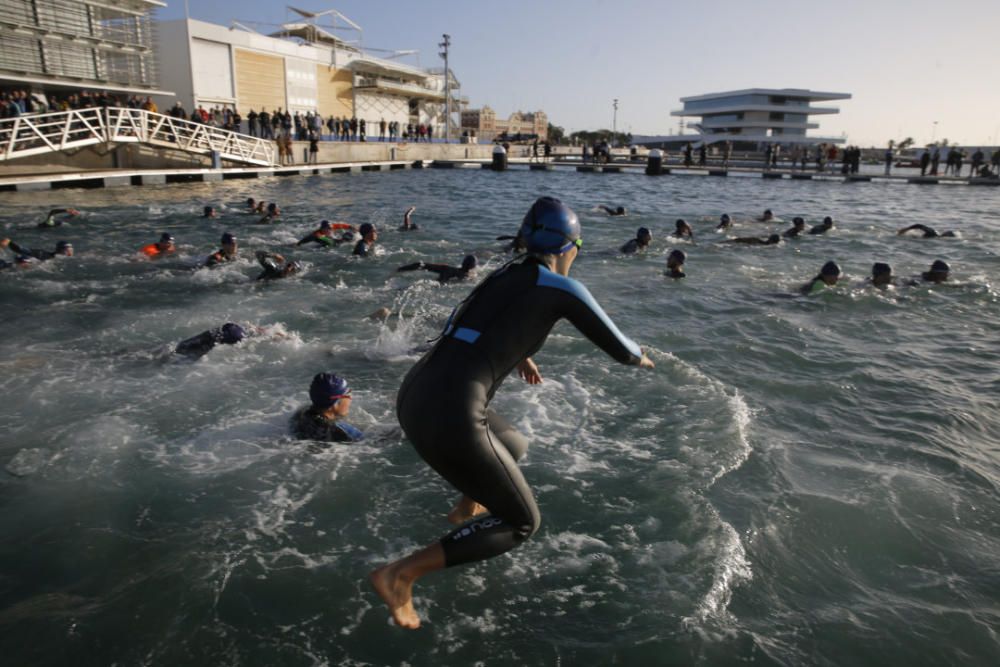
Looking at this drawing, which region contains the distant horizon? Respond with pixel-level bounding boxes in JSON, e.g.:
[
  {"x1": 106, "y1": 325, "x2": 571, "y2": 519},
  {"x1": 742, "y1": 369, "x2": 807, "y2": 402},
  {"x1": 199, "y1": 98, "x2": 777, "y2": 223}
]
[{"x1": 159, "y1": 0, "x2": 1000, "y2": 147}]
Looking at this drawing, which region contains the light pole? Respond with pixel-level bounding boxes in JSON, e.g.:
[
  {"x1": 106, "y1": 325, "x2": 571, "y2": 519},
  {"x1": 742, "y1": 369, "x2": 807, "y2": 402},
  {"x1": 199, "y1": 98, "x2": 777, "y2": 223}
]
[
  {"x1": 612, "y1": 98, "x2": 619, "y2": 146},
  {"x1": 439, "y1": 34, "x2": 451, "y2": 143},
  {"x1": 931, "y1": 120, "x2": 938, "y2": 145}
]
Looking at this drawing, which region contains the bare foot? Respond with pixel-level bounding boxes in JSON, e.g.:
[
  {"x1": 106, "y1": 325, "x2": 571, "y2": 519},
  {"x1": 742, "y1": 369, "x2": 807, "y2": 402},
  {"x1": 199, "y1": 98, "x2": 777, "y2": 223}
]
[
  {"x1": 369, "y1": 565, "x2": 420, "y2": 629},
  {"x1": 447, "y1": 497, "x2": 487, "y2": 525}
]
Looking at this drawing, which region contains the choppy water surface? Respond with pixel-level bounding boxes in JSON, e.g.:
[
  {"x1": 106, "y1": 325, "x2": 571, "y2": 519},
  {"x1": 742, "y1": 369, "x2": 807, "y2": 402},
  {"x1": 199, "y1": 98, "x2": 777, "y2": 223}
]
[{"x1": 1, "y1": 169, "x2": 999, "y2": 666}]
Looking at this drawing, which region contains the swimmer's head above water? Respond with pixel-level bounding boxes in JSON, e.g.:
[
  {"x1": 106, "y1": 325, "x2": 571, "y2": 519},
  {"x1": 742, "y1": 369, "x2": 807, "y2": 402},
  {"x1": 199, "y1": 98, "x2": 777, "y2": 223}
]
[
  {"x1": 461, "y1": 254, "x2": 478, "y2": 272},
  {"x1": 820, "y1": 260, "x2": 841, "y2": 284},
  {"x1": 55, "y1": 240, "x2": 73, "y2": 256},
  {"x1": 922, "y1": 259, "x2": 950, "y2": 283},
  {"x1": 871, "y1": 262, "x2": 893, "y2": 287},
  {"x1": 309, "y1": 372, "x2": 353, "y2": 417}
]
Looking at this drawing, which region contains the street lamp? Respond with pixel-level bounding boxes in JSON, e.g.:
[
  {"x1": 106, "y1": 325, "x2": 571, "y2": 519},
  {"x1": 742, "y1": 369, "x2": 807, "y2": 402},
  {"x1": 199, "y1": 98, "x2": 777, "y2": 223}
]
[
  {"x1": 931, "y1": 120, "x2": 938, "y2": 144},
  {"x1": 439, "y1": 34, "x2": 451, "y2": 143},
  {"x1": 612, "y1": 98, "x2": 619, "y2": 146}
]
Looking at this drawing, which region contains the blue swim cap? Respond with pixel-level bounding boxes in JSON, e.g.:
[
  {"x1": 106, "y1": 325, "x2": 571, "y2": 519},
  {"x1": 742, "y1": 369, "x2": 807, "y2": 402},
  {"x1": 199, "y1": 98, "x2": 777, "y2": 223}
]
[
  {"x1": 518, "y1": 196, "x2": 580, "y2": 255},
  {"x1": 319, "y1": 220, "x2": 332, "y2": 230},
  {"x1": 219, "y1": 322, "x2": 246, "y2": 344},
  {"x1": 310, "y1": 372, "x2": 351, "y2": 409},
  {"x1": 461, "y1": 255, "x2": 477, "y2": 271},
  {"x1": 221, "y1": 232, "x2": 236, "y2": 245},
  {"x1": 359, "y1": 222, "x2": 376, "y2": 237},
  {"x1": 820, "y1": 261, "x2": 841, "y2": 277}
]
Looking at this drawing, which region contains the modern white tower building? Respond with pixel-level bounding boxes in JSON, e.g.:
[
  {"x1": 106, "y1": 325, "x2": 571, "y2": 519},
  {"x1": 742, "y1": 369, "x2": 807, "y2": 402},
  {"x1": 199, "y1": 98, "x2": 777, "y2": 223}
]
[{"x1": 669, "y1": 88, "x2": 851, "y2": 147}]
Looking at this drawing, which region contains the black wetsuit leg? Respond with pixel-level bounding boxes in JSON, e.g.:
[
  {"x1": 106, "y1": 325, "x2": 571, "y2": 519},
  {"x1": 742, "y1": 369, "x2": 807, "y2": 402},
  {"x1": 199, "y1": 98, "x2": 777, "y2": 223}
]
[{"x1": 397, "y1": 365, "x2": 540, "y2": 568}]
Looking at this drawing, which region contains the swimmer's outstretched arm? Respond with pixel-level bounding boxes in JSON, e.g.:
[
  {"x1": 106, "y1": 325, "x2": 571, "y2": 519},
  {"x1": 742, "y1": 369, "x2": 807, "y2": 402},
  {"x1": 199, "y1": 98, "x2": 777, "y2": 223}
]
[{"x1": 897, "y1": 224, "x2": 934, "y2": 236}]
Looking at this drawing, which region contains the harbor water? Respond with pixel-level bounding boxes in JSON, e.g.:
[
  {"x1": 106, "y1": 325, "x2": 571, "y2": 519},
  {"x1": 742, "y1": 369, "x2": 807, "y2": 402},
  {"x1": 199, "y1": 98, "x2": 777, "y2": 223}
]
[{"x1": 1, "y1": 168, "x2": 999, "y2": 666}]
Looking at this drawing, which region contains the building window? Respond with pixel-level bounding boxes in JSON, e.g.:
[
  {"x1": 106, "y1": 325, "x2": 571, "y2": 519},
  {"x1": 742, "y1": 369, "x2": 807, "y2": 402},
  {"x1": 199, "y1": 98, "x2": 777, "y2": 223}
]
[{"x1": 769, "y1": 112, "x2": 784, "y2": 121}]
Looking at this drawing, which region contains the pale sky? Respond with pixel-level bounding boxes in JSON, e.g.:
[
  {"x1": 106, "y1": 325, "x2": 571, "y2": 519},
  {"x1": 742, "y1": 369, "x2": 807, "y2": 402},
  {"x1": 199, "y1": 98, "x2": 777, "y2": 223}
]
[{"x1": 163, "y1": 0, "x2": 1000, "y2": 147}]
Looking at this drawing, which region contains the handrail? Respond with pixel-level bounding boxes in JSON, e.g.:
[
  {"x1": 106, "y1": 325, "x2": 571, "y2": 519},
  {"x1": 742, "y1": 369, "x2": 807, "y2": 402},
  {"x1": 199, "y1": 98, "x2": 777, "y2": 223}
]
[{"x1": 0, "y1": 107, "x2": 276, "y2": 166}]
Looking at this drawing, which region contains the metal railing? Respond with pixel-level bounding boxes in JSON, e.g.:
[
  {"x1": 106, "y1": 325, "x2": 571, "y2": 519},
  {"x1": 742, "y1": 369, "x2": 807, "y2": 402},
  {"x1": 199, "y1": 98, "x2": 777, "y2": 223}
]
[{"x1": 0, "y1": 107, "x2": 276, "y2": 166}]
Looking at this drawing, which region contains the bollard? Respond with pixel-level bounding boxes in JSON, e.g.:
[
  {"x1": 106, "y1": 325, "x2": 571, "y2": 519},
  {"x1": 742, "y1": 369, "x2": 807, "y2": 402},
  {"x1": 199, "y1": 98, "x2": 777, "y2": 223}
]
[
  {"x1": 491, "y1": 144, "x2": 508, "y2": 171},
  {"x1": 645, "y1": 149, "x2": 663, "y2": 175},
  {"x1": 210, "y1": 150, "x2": 222, "y2": 170}
]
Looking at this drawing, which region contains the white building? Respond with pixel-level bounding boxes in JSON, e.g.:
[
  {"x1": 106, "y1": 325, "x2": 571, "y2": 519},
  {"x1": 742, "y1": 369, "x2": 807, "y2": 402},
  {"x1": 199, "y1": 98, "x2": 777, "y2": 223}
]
[
  {"x1": 154, "y1": 16, "x2": 463, "y2": 135},
  {"x1": 669, "y1": 88, "x2": 850, "y2": 147}
]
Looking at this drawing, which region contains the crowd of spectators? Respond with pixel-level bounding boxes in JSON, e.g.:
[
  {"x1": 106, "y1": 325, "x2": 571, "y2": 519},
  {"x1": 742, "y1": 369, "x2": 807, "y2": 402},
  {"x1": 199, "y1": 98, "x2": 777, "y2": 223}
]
[{"x1": 1, "y1": 88, "x2": 163, "y2": 119}]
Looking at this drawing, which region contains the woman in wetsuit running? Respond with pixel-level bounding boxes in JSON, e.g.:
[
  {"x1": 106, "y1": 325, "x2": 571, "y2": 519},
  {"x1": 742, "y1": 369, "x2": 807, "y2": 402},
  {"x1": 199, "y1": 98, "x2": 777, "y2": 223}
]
[{"x1": 370, "y1": 196, "x2": 655, "y2": 629}]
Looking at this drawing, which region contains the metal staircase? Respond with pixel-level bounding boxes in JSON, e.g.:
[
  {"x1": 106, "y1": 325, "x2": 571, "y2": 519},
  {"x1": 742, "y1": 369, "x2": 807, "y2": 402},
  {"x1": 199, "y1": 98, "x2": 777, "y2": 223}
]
[{"x1": 1, "y1": 107, "x2": 276, "y2": 166}]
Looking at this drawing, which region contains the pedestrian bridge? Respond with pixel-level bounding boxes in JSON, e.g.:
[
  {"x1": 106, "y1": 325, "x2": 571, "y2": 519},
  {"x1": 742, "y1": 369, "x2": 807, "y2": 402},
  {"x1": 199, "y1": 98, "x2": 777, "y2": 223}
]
[{"x1": 0, "y1": 107, "x2": 276, "y2": 167}]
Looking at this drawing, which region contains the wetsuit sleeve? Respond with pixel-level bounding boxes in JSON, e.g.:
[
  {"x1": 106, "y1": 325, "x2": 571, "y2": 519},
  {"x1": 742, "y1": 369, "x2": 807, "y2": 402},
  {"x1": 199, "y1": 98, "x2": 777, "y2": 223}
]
[
  {"x1": 7, "y1": 241, "x2": 26, "y2": 255},
  {"x1": 397, "y1": 262, "x2": 422, "y2": 272},
  {"x1": 175, "y1": 330, "x2": 216, "y2": 358},
  {"x1": 620, "y1": 239, "x2": 638, "y2": 254},
  {"x1": 352, "y1": 240, "x2": 368, "y2": 257},
  {"x1": 536, "y1": 269, "x2": 643, "y2": 365},
  {"x1": 296, "y1": 234, "x2": 316, "y2": 246}
]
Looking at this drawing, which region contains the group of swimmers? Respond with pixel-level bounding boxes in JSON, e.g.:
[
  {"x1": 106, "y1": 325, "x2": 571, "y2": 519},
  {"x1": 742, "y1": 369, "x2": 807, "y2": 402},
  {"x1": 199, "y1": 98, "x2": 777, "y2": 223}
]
[{"x1": 599, "y1": 205, "x2": 957, "y2": 293}]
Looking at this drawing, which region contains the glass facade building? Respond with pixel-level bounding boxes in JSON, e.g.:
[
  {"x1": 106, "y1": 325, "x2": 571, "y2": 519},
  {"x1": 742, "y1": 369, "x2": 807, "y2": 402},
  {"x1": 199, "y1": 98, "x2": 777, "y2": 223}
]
[{"x1": 0, "y1": 0, "x2": 163, "y2": 93}]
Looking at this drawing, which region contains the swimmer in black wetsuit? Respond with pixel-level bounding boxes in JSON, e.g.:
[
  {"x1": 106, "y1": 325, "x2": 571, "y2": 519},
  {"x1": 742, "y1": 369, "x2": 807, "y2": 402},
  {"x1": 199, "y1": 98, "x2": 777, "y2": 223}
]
[
  {"x1": 353, "y1": 223, "x2": 378, "y2": 257},
  {"x1": 370, "y1": 196, "x2": 654, "y2": 629},
  {"x1": 897, "y1": 224, "x2": 956, "y2": 238},
  {"x1": 599, "y1": 205, "x2": 627, "y2": 216},
  {"x1": 673, "y1": 219, "x2": 694, "y2": 240},
  {"x1": 291, "y1": 372, "x2": 363, "y2": 443},
  {"x1": 620, "y1": 227, "x2": 652, "y2": 254},
  {"x1": 1, "y1": 238, "x2": 73, "y2": 261},
  {"x1": 665, "y1": 249, "x2": 686, "y2": 278},
  {"x1": 783, "y1": 217, "x2": 806, "y2": 238},
  {"x1": 716, "y1": 213, "x2": 733, "y2": 231},
  {"x1": 918, "y1": 259, "x2": 950, "y2": 284},
  {"x1": 203, "y1": 206, "x2": 218, "y2": 219},
  {"x1": 809, "y1": 216, "x2": 835, "y2": 235},
  {"x1": 801, "y1": 260, "x2": 841, "y2": 294},
  {"x1": 297, "y1": 220, "x2": 356, "y2": 247},
  {"x1": 869, "y1": 262, "x2": 894, "y2": 289},
  {"x1": 175, "y1": 322, "x2": 247, "y2": 359},
  {"x1": 397, "y1": 254, "x2": 477, "y2": 283},
  {"x1": 255, "y1": 250, "x2": 301, "y2": 280},
  {"x1": 724, "y1": 233, "x2": 781, "y2": 245},
  {"x1": 246, "y1": 198, "x2": 257, "y2": 213},
  {"x1": 400, "y1": 206, "x2": 419, "y2": 231},
  {"x1": 257, "y1": 202, "x2": 280, "y2": 224},
  {"x1": 205, "y1": 233, "x2": 238, "y2": 267},
  {"x1": 756, "y1": 208, "x2": 775, "y2": 222},
  {"x1": 37, "y1": 208, "x2": 79, "y2": 228}
]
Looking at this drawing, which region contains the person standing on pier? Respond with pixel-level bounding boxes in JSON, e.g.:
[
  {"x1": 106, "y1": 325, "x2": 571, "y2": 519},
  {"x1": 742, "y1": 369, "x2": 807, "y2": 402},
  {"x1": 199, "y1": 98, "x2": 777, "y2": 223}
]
[
  {"x1": 884, "y1": 145, "x2": 894, "y2": 175},
  {"x1": 684, "y1": 142, "x2": 693, "y2": 167},
  {"x1": 920, "y1": 149, "x2": 931, "y2": 176},
  {"x1": 971, "y1": 149, "x2": 984, "y2": 176},
  {"x1": 723, "y1": 141, "x2": 733, "y2": 169},
  {"x1": 763, "y1": 144, "x2": 772, "y2": 171},
  {"x1": 930, "y1": 147, "x2": 941, "y2": 175},
  {"x1": 698, "y1": 143, "x2": 707, "y2": 167},
  {"x1": 247, "y1": 109, "x2": 258, "y2": 137}
]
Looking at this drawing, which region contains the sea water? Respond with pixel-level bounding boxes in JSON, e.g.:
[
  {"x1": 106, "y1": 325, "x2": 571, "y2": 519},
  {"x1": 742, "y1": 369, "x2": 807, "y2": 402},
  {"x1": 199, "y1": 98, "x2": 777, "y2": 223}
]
[{"x1": 1, "y1": 168, "x2": 998, "y2": 666}]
